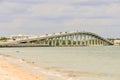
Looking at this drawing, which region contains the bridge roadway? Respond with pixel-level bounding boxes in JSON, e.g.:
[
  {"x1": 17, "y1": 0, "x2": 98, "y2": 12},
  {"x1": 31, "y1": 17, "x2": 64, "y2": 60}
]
[{"x1": 0, "y1": 31, "x2": 113, "y2": 47}]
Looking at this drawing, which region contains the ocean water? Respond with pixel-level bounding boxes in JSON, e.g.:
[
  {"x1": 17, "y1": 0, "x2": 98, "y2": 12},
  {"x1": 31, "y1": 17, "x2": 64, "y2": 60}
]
[{"x1": 0, "y1": 46, "x2": 120, "y2": 80}]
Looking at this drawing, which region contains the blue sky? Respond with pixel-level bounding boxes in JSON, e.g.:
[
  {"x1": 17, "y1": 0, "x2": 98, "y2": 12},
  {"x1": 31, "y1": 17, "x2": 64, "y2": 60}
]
[{"x1": 0, "y1": 0, "x2": 120, "y2": 38}]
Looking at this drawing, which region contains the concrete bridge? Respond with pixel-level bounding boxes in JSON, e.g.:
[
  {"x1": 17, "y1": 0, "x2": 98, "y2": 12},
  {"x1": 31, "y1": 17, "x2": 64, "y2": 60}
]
[{"x1": 0, "y1": 31, "x2": 113, "y2": 47}]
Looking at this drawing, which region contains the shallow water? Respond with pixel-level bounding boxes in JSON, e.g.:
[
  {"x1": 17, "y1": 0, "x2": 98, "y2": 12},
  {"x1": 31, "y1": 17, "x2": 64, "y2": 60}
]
[{"x1": 0, "y1": 46, "x2": 120, "y2": 80}]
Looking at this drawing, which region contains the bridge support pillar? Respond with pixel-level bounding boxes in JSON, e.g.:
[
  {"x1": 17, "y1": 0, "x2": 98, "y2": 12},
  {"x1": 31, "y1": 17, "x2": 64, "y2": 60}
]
[
  {"x1": 58, "y1": 37, "x2": 61, "y2": 46},
  {"x1": 54, "y1": 38, "x2": 57, "y2": 46},
  {"x1": 91, "y1": 36, "x2": 94, "y2": 46},
  {"x1": 71, "y1": 35, "x2": 74, "y2": 46},
  {"x1": 80, "y1": 34, "x2": 82, "y2": 46},
  {"x1": 87, "y1": 36, "x2": 90, "y2": 46},
  {"x1": 76, "y1": 34, "x2": 78, "y2": 46},
  {"x1": 93, "y1": 38, "x2": 96, "y2": 46},
  {"x1": 47, "y1": 39, "x2": 50, "y2": 45},
  {"x1": 100, "y1": 40, "x2": 102, "y2": 46},
  {"x1": 43, "y1": 40, "x2": 46, "y2": 45},
  {"x1": 84, "y1": 34, "x2": 86, "y2": 46},
  {"x1": 97, "y1": 39, "x2": 99, "y2": 45},
  {"x1": 61, "y1": 37, "x2": 63, "y2": 46},
  {"x1": 95, "y1": 39, "x2": 97, "y2": 46},
  {"x1": 51, "y1": 39, "x2": 54, "y2": 46},
  {"x1": 65, "y1": 36, "x2": 68, "y2": 46},
  {"x1": 101, "y1": 40, "x2": 104, "y2": 46}
]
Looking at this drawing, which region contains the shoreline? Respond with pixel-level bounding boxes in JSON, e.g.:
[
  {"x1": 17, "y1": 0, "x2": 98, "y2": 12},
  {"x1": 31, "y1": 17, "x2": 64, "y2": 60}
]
[
  {"x1": 0, "y1": 55, "x2": 47, "y2": 80},
  {"x1": 0, "y1": 54, "x2": 68, "y2": 80}
]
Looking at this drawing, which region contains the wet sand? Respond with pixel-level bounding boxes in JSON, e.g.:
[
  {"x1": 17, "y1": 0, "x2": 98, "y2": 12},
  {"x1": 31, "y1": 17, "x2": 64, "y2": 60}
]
[
  {"x1": 0, "y1": 54, "x2": 67, "y2": 80},
  {"x1": 0, "y1": 58, "x2": 47, "y2": 80}
]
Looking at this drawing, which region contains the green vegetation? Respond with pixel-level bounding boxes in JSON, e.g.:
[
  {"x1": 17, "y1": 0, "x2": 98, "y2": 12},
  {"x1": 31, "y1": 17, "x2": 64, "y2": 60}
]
[{"x1": 0, "y1": 37, "x2": 10, "y2": 41}]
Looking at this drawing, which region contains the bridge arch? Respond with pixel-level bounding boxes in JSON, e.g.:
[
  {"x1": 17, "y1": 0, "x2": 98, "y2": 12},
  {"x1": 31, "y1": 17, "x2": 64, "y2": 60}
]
[{"x1": 31, "y1": 31, "x2": 113, "y2": 46}]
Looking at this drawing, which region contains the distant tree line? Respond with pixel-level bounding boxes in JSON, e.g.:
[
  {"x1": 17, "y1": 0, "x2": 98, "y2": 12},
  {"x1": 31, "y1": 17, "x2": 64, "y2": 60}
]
[{"x1": 0, "y1": 37, "x2": 10, "y2": 41}]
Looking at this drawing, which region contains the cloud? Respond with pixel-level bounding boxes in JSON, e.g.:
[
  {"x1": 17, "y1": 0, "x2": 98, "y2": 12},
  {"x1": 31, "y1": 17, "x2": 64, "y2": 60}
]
[
  {"x1": 64, "y1": 18, "x2": 120, "y2": 27},
  {"x1": 2, "y1": 0, "x2": 45, "y2": 4},
  {"x1": 27, "y1": 0, "x2": 120, "y2": 19},
  {"x1": 0, "y1": 1, "x2": 28, "y2": 14},
  {"x1": 28, "y1": 4, "x2": 73, "y2": 18},
  {"x1": 0, "y1": 0, "x2": 120, "y2": 37}
]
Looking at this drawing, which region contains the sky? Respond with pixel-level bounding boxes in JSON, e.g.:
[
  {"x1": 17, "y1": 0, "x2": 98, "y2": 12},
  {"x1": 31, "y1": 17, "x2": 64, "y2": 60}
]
[{"x1": 0, "y1": 0, "x2": 120, "y2": 38}]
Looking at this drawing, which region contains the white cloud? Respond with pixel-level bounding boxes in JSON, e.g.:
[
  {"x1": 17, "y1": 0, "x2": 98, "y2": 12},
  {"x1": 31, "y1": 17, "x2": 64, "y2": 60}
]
[
  {"x1": 27, "y1": 1, "x2": 120, "y2": 19},
  {"x1": 0, "y1": 0, "x2": 120, "y2": 37},
  {"x1": 0, "y1": 1, "x2": 29, "y2": 14},
  {"x1": 64, "y1": 19, "x2": 120, "y2": 26},
  {"x1": 28, "y1": 4, "x2": 73, "y2": 17}
]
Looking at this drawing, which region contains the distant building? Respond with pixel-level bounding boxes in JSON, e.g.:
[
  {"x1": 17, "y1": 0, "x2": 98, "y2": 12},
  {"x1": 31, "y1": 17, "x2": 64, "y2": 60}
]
[
  {"x1": 114, "y1": 39, "x2": 120, "y2": 45},
  {"x1": 11, "y1": 34, "x2": 37, "y2": 40},
  {"x1": 107, "y1": 38, "x2": 120, "y2": 45}
]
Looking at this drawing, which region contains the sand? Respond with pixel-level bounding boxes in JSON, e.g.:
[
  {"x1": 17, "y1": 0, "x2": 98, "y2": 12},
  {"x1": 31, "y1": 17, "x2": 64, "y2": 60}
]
[{"x1": 0, "y1": 58, "x2": 47, "y2": 80}]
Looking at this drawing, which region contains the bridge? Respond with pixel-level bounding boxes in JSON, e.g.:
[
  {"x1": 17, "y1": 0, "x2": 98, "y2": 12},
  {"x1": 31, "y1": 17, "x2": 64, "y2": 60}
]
[{"x1": 0, "y1": 31, "x2": 113, "y2": 47}]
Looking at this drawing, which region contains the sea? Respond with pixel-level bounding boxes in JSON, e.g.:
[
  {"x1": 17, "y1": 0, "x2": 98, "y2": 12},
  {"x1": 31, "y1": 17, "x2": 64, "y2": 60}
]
[{"x1": 0, "y1": 46, "x2": 120, "y2": 80}]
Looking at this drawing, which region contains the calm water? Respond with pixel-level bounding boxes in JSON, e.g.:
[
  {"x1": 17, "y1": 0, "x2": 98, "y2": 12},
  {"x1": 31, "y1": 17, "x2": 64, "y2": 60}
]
[{"x1": 0, "y1": 46, "x2": 120, "y2": 79}]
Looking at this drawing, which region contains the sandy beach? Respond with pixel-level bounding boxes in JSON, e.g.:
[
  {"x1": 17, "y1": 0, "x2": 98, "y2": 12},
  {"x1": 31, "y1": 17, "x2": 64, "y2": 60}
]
[
  {"x1": 0, "y1": 57, "x2": 47, "y2": 80},
  {"x1": 0, "y1": 54, "x2": 67, "y2": 80}
]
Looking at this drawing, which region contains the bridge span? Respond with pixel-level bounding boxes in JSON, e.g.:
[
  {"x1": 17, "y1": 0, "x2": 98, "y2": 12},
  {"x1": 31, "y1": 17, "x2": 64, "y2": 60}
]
[
  {"x1": 3, "y1": 31, "x2": 113, "y2": 47},
  {"x1": 0, "y1": 31, "x2": 113, "y2": 47}
]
